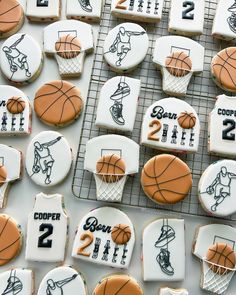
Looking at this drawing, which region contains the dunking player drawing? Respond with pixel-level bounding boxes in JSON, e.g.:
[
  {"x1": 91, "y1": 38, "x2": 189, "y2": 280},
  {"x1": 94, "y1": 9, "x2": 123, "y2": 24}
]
[
  {"x1": 2, "y1": 34, "x2": 31, "y2": 79},
  {"x1": 206, "y1": 166, "x2": 236, "y2": 212},
  {"x1": 46, "y1": 274, "x2": 77, "y2": 295},
  {"x1": 1, "y1": 270, "x2": 23, "y2": 295},
  {"x1": 107, "y1": 26, "x2": 145, "y2": 66},
  {"x1": 228, "y1": 1, "x2": 236, "y2": 33},
  {"x1": 32, "y1": 137, "x2": 62, "y2": 185},
  {"x1": 110, "y1": 77, "x2": 130, "y2": 125}
]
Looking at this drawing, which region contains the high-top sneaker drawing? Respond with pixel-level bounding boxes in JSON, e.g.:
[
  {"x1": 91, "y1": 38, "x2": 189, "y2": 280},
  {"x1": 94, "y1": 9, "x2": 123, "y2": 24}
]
[
  {"x1": 155, "y1": 225, "x2": 176, "y2": 247},
  {"x1": 156, "y1": 248, "x2": 174, "y2": 276},
  {"x1": 110, "y1": 102, "x2": 125, "y2": 125},
  {"x1": 78, "y1": 0, "x2": 93, "y2": 12},
  {"x1": 228, "y1": 1, "x2": 236, "y2": 33},
  {"x1": 110, "y1": 82, "x2": 131, "y2": 101}
]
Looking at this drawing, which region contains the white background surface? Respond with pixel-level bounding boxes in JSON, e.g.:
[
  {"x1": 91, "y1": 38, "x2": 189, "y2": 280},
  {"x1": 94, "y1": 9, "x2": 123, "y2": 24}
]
[{"x1": 0, "y1": 1, "x2": 236, "y2": 294}]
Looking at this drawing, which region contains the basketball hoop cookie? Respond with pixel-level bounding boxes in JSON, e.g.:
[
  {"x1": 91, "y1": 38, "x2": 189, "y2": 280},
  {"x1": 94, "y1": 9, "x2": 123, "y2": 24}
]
[
  {"x1": 34, "y1": 80, "x2": 83, "y2": 127},
  {"x1": 26, "y1": 0, "x2": 61, "y2": 22},
  {"x1": 143, "y1": 218, "x2": 185, "y2": 281},
  {"x1": 159, "y1": 287, "x2": 189, "y2": 295},
  {"x1": 72, "y1": 207, "x2": 135, "y2": 269}
]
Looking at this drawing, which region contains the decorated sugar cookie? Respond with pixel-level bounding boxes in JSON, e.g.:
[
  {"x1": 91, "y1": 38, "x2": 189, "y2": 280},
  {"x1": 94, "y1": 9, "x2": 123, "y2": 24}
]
[
  {"x1": 26, "y1": 0, "x2": 61, "y2": 22},
  {"x1": 84, "y1": 134, "x2": 139, "y2": 202},
  {"x1": 0, "y1": 214, "x2": 22, "y2": 266},
  {"x1": 168, "y1": 0, "x2": 205, "y2": 36},
  {"x1": 111, "y1": 0, "x2": 164, "y2": 23},
  {"x1": 103, "y1": 23, "x2": 149, "y2": 73},
  {"x1": 25, "y1": 131, "x2": 72, "y2": 187},
  {"x1": 25, "y1": 192, "x2": 68, "y2": 262},
  {"x1": 66, "y1": 0, "x2": 103, "y2": 21},
  {"x1": 95, "y1": 76, "x2": 141, "y2": 132},
  {"x1": 193, "y1": 224, "x2": 236, "y2": 294},
  {"x1": 159, "y1": 287, "x2": 189, "y2": 295},
  {"x1": 0, "y1": 0, "x2": 24, "y2": 38},
  {"x1": 34, "y1": 80, "x2": 83, "y2": 127},
  {"x1": 143, "y1": 219, "x2": 185, "y2": 281},
  {"x1": 72, "y1": 207, "x2": 135, "y2": 269},
  {"x1": 93, "y1": 274, "x2": 143, "y2": 295},
  {"x1": 141, "y1": 98, "x2": 200, "y2": 153},
  {"x1": 0, "y1": 269, "x2": 33, "y2": 295},
  {"x1": 153, "y1": 36, "x2": 204, "y2": 96},
  {"x1": 44, "y1": 20, "x2": 94, "y2": 77},
  {"x1": 38, "y1": 266, "x2": 87, "y2": 295},
  {"x1": 141, "y1": 154, "x2": 192, "y2": 205}
]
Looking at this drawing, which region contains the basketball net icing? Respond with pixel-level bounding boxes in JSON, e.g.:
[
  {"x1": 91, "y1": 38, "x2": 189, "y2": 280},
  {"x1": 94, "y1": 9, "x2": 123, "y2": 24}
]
[
  {"x1": 54, "y1": 51, "x2": 85, "y2": 76},
  {"x1": 94, "y1": 173, "x2": 127, "y2": 202},
  {"x1": 202, "y1": 259, "x2": 236, "y2": 295}
]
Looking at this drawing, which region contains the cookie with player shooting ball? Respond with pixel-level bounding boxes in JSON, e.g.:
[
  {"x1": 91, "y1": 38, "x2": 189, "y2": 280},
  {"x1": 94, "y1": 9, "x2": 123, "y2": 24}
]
[
  {"x1": 34, "y1": 80, "x2": 83, "y2": 127},
  {"x1": 26, "y1": 0, "x2": 61, "y2": 22},
  {"x1": 0, "y1": 33, "x2": 43, "y2": 85},
  {"x1": 25, "y1": 131, "x2": 72, "y2": 187},
  {"x1": 141, "y1": 154, "x2": 192, "y2": 205}
]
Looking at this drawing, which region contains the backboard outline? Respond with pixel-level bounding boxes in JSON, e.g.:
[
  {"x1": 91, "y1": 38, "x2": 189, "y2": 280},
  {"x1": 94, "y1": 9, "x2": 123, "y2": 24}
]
[
  {"x1": 58, "y1": 30, "x2": 77, "y2": 38},
  {"x1": 214, "y1": 235, "x2": 235, "y2": 249},
  {"x1": 101, "y1": 149, "x2": 122, "y2": 157},
  {"x1": 170, "y1": 46, "x2": 190, "y2": 56}
]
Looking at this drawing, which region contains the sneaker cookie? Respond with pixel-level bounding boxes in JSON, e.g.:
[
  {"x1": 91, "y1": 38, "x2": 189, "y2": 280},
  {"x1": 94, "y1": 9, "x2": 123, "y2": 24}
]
[
  {"x1": 143, "y1": 218, "x2": 185, "y2": 281},
  {"x1": 72, "y1": 207, "x2": 135, "y2": 269},
  {"x1": 25, "y1": 131, "x2": 72, "y2": 187},
  {"x1": 103, "y1": 22, "x2": 149, "y2": 73},
  {"x1": 153, "y1": 36, "x2": 204, "y2": 96},
  {"x1": 159, "y1": 287, "x2": 189, "y2": 295},
  {"x1": 25, "y1": 192, "x2": 68, "y2": 262},
  {"x1": 95, "y1": 76, "x2": 140, "y2": 132},
  {"x1": 141, "y1": 98, "x2": 200, "y2": 153},
  {"x1": 0, "y1": 33, "x2": 43, "y2": 85},
  {"x1": 26, "y1": 0, "x2": 61, "y2": 22}
]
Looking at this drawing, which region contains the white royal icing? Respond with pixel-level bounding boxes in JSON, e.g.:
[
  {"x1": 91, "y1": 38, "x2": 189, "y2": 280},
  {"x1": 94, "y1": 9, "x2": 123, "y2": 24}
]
[
  {"x1": 26, "y1": 0, "x2": 61, "y2": 21},
  {"x1": 95, "y1": 76, "x2": 141, "y2": 132},
  {"x1": 0, "y1": 33, "x2": 43, "y2": 84},
  {"x1": 153, "y1": 35, "x2": 204, "y2": 96},
  {"x1": 111, "y1": 0, "x2": 164, "y2": 23},
  {"x1": 141, "y1": 98, "x2": 200, "y2": 153},
  {"x1": 66, "y1": 0, "x2": 103, "y2": 21},
  {"x1": 25, "y1": 192, "x2": 68, "y2": 262},
  {"x1": 168, "y1": 0, "x2": 205, "y2": 36},
  {"x1": 72, "y1": 207, "x2": 135, "y2": 269},
  {"x1": 0, "y1": 269, "x2": 33, "y2": 295},
  {"x1": 209, "y1": 95, "x2": 236, "y2": 158},
  {"x1": 25, "y1": 131, "x2": 72, "y2": 187},
  {"x1": 37, "y1": 266, "x2": 87, "y2": 295},
  {"x1": 0, "y1": 85, "x2": 31, "y2": 135},
  {"x1": 143, "y1": 218, "x2": 185, "y2": 281},
  {"x1": 0, "y1": 144, "x2": 21, "y2": 208},
  {"x1": 103, "y1": 22, "x2": 149, "y2": 73},
  {"x1": 159, "y1": 287, "x2": 188, "y2": 295}
]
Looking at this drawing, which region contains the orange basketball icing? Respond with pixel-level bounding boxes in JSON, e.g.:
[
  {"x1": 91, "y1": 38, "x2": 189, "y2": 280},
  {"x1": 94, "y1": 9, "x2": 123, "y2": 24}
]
[
  {"x1": 55, "y1": 34, "x2": 81, "y2": 59},
  {"x1": 177, "y1": 111, "x2": 196, "y2": 129},
  {"x1": 165, "y1": 51, "x2": 192, "y2": 77},
  {"x1": 0, "y1": 165, "x2": 7, "y2": 187},
  {"x1": 111, "y1": 224, "x2": 131, "y2": 245},
  {"x1": 7, "y1": 96, "x2": 25, "y2": 114}
]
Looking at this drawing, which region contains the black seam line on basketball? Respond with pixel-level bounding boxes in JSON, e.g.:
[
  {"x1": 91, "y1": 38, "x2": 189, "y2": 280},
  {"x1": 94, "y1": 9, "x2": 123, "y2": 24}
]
[
  {"x1": 209, "y1": 247, "x2": 235, "y2": 266},
  {"x1": 114, "y1": 226, "x2": 130, "y2": 242},
  {"x1": 179, "y1": 114, "x2": 191, "y2": 128},
  {"x1": 0, "y1": 236, "x2": 20, "y2": 254},
  {"x1": 114, "y1": 279, "x2": 131, "y2": 295},
  {"x1": 112, "y1": 225, "x2": 130, "y2": 234},
  {"x1": 152, "y1": 188, "x2": 188, "y2": 196},
  {"x1": 8, "y1": 97, "x2": 22, "y2": 112},
  {"x1": 56, "y1": 41, "x2": 81, "y2": 50},
  {"x1": 213, "y1": 61, "x2": 236, "y2": 87},
  {"x1": 113, "y1": 156, "x2": 126, "y2": 174},
  {"x1": 58, "y1": 93, "x2": 79, "y2": 124},
  {"x1": 216, "y1": 52, "x2": 236, "y2": 70},
  {"x1": 143, "y1": 172, "x2": 191, "y2": 187},
  {"x1": 0, "y1": 20, "x2": 19, "y2": 24},
  {"x1": 0, "y1": 4, "x2": 20, "y2": 17},
  {"x1": 0, "y1": 217, "x2": 10, "y2": 238},
  {"x1": 35, "y1": 81, "x2": 65, "y2": 99},
  {"x1": 153, "y1": 156, "x2": 167, "y2": 202},
  {"x1": 97, "y1": 161, "x2": 125, "y2": 174},
  {"x1": 103, "y1": 278, "x2": 108, "y2": 295},
  {"x1": 166, "y1": 54, "x2": 192, "y2": 69}
]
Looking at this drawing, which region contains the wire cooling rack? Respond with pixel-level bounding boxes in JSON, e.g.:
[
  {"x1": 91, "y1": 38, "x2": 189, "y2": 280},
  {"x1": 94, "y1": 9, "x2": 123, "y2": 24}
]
[{"x1": 72, "y1": 0, "x2": 236, "y2": 220}]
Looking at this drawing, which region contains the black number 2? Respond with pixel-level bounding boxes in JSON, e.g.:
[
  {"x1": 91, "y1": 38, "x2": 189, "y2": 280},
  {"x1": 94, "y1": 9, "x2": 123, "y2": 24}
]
[
  {"x1": 182, "y1": 1, "x2": 195, "y2": 20},
  {"x1": 222, "y1": 119, "x2": 236, "y2": 141},
  {"x1": 38, "y1": 223, "x2": 53, "y2": 248}
]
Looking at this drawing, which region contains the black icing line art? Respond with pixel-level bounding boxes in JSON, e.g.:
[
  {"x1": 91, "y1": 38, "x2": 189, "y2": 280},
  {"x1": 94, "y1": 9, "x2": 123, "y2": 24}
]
[
  {"x1": 2, "y1": 34, "x2": 31, "y2": 80},
  {"x1": 78, "y1": 0, "x2": 93, "y2": 12},
  {"x1": 46, "y1": 274, "x2": 78, "y2": 295},
  {"x1": 201, "y1": 166, "x2": 236, "y2": 212},
  {"x1": 155, "y1": 219, "x2": 176, "y2": 276},
  {"x1": 37, "y1": 0, "x2": 49, "y2": 7},
  {"x1": 104, "y1": 26, "x2": 146, "y2": 67},
  {"x1": 1, "y1": 270, "x2": 23, "y2": 295},
  {"x1": 109, "y1": 76, "x2": 131, "y2": 126},
  {"x1": 30, "y1": 136, "x2": 62, "y2": 185},
  {"x1": 227, "y1": 1, "x2": 236, "y2": 34}
]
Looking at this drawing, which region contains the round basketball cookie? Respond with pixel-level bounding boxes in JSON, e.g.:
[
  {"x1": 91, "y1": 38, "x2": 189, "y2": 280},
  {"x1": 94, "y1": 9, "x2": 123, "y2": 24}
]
[
  {"x1": 55, "y1": 34, "x2": 81, "y2": 59},
  {"x1": 0, "y1": 214, "x2": 22, "y2": 266},
  {"x1": 211, "y1": 47, "x2": 236, "y2": 92},
  {"x1": 206, "y1": 243, "x2": 236, "y2": 274},
  {"x1": 141, "y1": 154, "x2": 192, "y2": 204},
  {"x1": 0, "y1": 165, "x2": 7, "y2": 187},
  {"x1": 178, "y1": 111, "x2": 196, "y2": 129},
  {"x1": 111, "y1": 224, "x2": 132, "y2": 245},
  {"x1": 93, "y1": 274, "x2": 143, "y2": 295},
  {"x1": 165, "y1": 51, "x2": 192, "y2": 77},
  {"x1": 34, "y1": 80, "x2": 83, "y2": 127},
  {"x1": 0, "y1": 0, "x2": 24, "y2": 38},
  {"x1": 7, "y1": 96, "x2": 26, "y2": 114}
]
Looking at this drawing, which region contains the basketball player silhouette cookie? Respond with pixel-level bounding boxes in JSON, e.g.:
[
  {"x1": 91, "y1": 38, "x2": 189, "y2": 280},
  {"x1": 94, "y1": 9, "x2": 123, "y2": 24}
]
[
  {"x1": 93, "y1": 274, "x2": 143, "y2": 295},
  {"x1": 153, "y1": 36, "x2": 204, "y2": 96},
  {"x1": 72, "y1": 207, "x2": 135, "y2": 269},
  {"x1": 25, "y1": 131, "x2": 72, "y2": 187},
  {"x1": 0, "y1": 269, "x2": 33, "y2": 295},
  {"x1": 0, "y1": 0, "x2": 24, "y2": 38},
  {"x1": 143, "y1": 218, "x2": 185, "y2": 281},
  {"x1": 141, "y1": 98, "x2": 200, "y2": 153},
  {"x1": 193, "y1": 224, "x2": 236, "y2": 294},
  {"x1": 38, "y1": 266, "x2": 87, "y2": 295},
  {"x1": 103, "y1": 22, "x2": 149, "y2": 73},
  {"x1": 66, "y1": 0, "x2": 103, "y2": 21},
  {"x1": 44, "y1": 20, "x2": 94, "y2": 77},
  {"x1": 95, "y1": 76, "x2": 141, "y2": 132},
  {"x1": 34, "y1": 80, "x2": 83, "y2": 127},
  {"x1": 26, "y1": 0, "x2": 61, "y2": 22},
  {"x1": 159, "y1": 287, "x2": 189, "y2": 295},
  {"x1": 199, "y1": 160, "x2": 236, "y2": 217}
]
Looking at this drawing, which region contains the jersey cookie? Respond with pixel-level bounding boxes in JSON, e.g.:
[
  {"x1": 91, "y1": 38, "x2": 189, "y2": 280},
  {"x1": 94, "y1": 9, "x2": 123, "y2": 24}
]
[{"x1": 26, "y1": 0, "x2": 61, "y2": 22}]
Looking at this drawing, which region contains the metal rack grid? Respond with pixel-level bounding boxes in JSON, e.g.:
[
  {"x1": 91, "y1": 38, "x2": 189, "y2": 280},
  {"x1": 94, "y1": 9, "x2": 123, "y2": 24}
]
[{"x1": 72, "y1": 0, "x2": 236, "y2": 220}]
